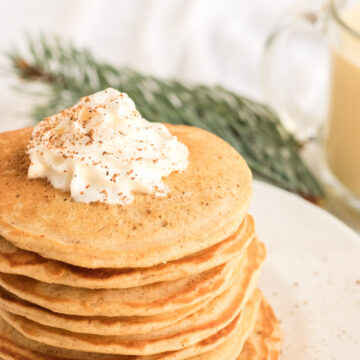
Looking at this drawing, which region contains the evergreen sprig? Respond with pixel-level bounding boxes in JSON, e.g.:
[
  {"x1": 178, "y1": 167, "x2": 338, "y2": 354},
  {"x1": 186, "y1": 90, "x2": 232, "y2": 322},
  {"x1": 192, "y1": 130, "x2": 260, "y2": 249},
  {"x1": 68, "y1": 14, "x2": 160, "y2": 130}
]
[{"x1": 6, "y1": 34, "x2": 323, "y2": 200}]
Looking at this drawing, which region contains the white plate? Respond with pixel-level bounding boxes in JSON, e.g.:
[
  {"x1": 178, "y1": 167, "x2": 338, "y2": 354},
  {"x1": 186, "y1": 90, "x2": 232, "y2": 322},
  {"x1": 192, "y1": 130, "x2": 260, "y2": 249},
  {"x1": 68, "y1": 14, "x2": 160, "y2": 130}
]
[{"x1": 250, "y1": 181, "x2": 360, "y2": 359}]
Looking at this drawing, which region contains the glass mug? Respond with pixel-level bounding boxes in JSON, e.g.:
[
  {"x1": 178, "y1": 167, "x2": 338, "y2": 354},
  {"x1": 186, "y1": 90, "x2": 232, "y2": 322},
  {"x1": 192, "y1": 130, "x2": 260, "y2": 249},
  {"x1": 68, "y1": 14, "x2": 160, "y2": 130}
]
[{"x1": 263, "y1": 0, "x2": 360, "y2": 210}]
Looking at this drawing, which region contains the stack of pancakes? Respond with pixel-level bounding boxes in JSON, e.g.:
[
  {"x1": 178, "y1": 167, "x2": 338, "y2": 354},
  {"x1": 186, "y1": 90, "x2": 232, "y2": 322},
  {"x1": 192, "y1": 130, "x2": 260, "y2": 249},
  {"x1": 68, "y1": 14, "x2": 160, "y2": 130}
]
[{"x1": 0, "y1": 125, "x2": 281, "y2": 359}]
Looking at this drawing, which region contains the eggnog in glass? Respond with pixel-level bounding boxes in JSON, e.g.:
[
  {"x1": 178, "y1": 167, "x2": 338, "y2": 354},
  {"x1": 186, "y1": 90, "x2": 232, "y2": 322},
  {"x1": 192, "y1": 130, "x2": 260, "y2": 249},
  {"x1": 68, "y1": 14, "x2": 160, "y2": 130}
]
[
  {"x1": 262, "y1": 0, "x2": 360, "y2": 211},
  {"x1": 326, "y1": 3, "x2": 360, "y2": 199}
]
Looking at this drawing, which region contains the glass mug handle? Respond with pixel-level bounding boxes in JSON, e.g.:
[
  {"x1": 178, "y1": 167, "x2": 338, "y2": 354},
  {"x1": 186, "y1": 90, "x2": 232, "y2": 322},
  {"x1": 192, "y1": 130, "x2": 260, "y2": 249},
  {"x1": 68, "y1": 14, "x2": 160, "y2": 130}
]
[{"x1": 262, "y1": 5, "x2": 328, "y2": 142}]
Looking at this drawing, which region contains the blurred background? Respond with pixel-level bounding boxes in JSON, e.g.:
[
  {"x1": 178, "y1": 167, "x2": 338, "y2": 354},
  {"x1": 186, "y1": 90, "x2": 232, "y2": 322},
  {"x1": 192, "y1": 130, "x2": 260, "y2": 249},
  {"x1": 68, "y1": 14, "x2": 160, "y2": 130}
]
[
  {"x1": 0, "y1": 0, "x2": 309, "y2": 131},
  {"x1": 1, "y1": 0, "x2": 360, "y2": 233}
]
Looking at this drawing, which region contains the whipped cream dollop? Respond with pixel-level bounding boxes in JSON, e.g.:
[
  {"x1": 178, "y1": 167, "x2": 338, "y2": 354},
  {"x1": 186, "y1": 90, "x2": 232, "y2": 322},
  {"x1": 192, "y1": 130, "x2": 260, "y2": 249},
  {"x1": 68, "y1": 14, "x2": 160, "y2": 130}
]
[{"x1": 27, "y1": 88, "x2": 189, "y2": 205}]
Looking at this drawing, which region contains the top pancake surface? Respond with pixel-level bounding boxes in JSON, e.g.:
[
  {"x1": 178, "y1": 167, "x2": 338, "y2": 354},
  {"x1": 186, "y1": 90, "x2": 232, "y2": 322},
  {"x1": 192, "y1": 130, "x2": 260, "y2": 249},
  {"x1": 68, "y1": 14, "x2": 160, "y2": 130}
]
[{"x1": 0, "y1": 125, "x2": 252, "y2": 268}]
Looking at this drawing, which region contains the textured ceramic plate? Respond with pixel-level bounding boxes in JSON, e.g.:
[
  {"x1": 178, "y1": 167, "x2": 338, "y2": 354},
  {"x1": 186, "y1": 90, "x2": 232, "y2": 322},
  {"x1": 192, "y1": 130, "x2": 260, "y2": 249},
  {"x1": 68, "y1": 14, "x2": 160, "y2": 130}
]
[{"x1": 251, "y1": 181, "x2": 360, "y2": 359}]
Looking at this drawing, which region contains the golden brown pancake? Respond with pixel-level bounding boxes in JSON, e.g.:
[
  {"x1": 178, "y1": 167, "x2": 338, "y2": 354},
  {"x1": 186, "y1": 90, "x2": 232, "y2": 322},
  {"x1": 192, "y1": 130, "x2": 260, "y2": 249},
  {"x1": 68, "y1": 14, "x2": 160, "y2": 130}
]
[
  {"x1": 0, "y1": 288, "x2": 260, "y2": 356},
  {"x1": 0, "y1": 290, "x2": 281, "y2": 360},
  {"x1": 237, "y1": 292, "x2": 282, "y2": 360},
  {"x1": 0, "y1": 215, "x2": 255, "y2": 289},
  {"x1": 0, "y1": 238, "x2": 262, "y2": 336},
  {"x1": 0, "y1": 125, "x2": 252, "y2": 268},
  {"x1": 0, "y1": 286, "x2": 211, "y2": 336},
  {"x1": 0, "y1": 120, "x2": 282, "y2": 359},
  {"x1": 0, "y1": 240, "x2": 265, "y2": 355},
  {"x1": 0, "y1": 291, "x2": 261, "y2": 360},
  {"x1": 0, "y1": 253, "x2": 238, "y2": 317}
]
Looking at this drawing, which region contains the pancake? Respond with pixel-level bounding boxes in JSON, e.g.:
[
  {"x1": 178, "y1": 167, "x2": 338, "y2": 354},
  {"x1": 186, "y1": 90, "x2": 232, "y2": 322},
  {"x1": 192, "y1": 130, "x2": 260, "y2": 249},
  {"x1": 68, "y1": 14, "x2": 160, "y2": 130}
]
[
  {"x1": 0, "y1": 284, "x2": 260, "y2": 356},
  {"x1": 0, "y1": 240, "x2": 264, "y2": 355},
  {"x1": 0, "y1": 238, "x2": 261, "y2": 336},
  {"x1": 0, "y1": 291, "x2": 270, "y2": 360},
  {"x1": 150, "y1": 291, "x2": 260, "y2": 360},
  {"x1": 181, "y1": 291, "x2": 261, "y2": 360},
  {"x1": 0, "y1": 236, "x2": 263, "y2": 336},
  {"x1": 237, "y1": 292, "x2": 282, "y2": 360},
  {"x1": 0, "y1": 290, "x2": 261, "y2": 359},
  {"x1": 0, "y1": 215, "x2": 255, "y2": 289},
  {"x1": 0, "y1": 125, "x2": 252, "y2": 268},
  {"x1": 0, "y1": 252, "x2": 238, "y2": 317},
  {"x1": 0, "y1": 286, "x2": 212, "y2": 336}
]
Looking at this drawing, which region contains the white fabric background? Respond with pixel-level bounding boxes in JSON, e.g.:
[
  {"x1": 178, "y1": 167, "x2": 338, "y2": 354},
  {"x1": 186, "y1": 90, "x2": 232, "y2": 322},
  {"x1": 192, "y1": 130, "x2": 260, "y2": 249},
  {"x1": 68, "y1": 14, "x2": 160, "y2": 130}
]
[{"x1": 0, "y1": 0, "x2": 300, "y2": 131}]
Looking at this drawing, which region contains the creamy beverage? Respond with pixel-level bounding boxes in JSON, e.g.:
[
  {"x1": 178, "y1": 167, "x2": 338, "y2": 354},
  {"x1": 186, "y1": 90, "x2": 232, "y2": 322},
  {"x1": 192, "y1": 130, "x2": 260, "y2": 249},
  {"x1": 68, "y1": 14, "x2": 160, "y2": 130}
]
[{"x1": 326, "y1": 5, "x2": 360, "y2": 196}]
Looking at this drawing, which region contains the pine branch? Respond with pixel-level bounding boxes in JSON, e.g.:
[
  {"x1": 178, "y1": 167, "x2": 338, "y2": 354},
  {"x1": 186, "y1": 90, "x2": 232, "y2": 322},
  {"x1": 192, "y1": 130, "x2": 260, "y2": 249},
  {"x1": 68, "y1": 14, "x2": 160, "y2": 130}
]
[{"x1": 5, "y1": 34, "x2": 324, "y2": 200}]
